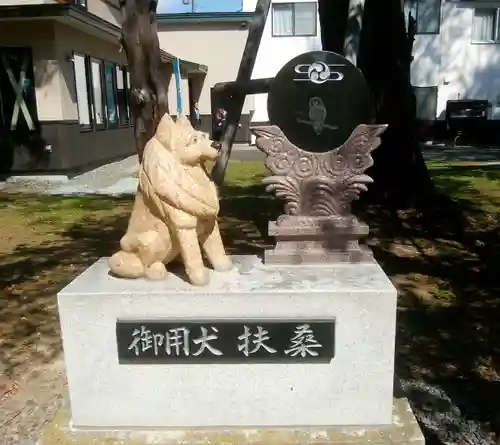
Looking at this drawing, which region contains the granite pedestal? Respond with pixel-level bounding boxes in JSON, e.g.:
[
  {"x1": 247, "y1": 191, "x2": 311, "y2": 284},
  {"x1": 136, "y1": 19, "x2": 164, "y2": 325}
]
[{"x1": 50, "y1": 255, "x2": 424, "y2": 444}]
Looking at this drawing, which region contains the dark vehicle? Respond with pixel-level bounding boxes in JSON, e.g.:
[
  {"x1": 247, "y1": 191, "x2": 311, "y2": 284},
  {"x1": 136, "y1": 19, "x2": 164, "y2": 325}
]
[{"x1": 445, "y1": 99, "x2": 490, "y2": 145}]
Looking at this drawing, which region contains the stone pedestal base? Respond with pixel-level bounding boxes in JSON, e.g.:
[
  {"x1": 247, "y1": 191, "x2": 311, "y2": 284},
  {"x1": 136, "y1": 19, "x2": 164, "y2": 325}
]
[
  {"x1": 58, "y1": 255, "x2": 398, "y2": 429},
  {"x1": 38, "y1": 397, "x2": 425, "y2": 445},
  {"x1": 266, "y1": 216, "x2": 372, "y2": 265}
]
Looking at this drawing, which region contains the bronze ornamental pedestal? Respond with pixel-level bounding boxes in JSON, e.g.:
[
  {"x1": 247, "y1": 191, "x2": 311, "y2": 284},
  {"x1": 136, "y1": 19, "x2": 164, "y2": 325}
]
[{"x1": 251, "y1": 51, "x2": 387, "y2": 265}]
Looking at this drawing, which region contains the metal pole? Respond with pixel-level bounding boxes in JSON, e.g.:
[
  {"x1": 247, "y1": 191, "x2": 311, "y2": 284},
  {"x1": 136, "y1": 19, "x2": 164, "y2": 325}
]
[{"x1": 173, "y1": 57, "x2": 183, "y2": 116}]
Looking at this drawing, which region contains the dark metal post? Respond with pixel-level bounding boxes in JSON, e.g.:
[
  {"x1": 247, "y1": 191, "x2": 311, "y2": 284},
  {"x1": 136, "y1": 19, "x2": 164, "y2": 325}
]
[{"x1": 211, "y1": 0, "x2": 272, "y2": 185}]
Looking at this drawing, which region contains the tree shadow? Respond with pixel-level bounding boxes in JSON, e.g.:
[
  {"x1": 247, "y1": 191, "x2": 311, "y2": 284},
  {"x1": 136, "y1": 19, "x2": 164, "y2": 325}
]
[
  {"x1": 0, "y1": 187, "x2": 279, "y2": 378},
  {"x1": 1, "y1": 180, "x2": 499, "y2": 443},
  {"x1": 0, "y1": 195, "x2": 133, "y2": 377},
  {"x1": 358, "y1": 188, "x2": 500, "y2": 443}
]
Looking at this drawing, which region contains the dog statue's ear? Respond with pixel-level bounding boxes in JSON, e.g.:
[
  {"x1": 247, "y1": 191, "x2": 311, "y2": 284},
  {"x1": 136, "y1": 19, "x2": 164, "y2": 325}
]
[
  {"x1": 176, "y1": 115, "x2": 192, "y2": 130},
  {"x1": 155, "y1": 113, "x2": 175, "y2": 149}
]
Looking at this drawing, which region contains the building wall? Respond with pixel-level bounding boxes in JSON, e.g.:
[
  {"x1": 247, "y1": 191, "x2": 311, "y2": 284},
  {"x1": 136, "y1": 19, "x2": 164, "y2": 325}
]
[
  {"x1": 243, "y1": 0, "x2": 322, "y2": 123},
  {"x1": 0, "y1": 19, "x2": 134, "y2": 174},
  {"x1": 47, "y1": 22, "x2": 133, "y2": 172},
  {"x1": 158, "y1": 22, "x2": 253, "y2": 141},
  {"x1": 158, "y1": 23, "x2": 252, "y2": 114},
  {"x1": 412, "y1": 2, "x2": 500, "y2": 121},
  {"x1": 242, "y1": 0, "x2": 500, "y2": 129},
  {"x1": 0, "y1": 20, "x2": 63, "y2": 121},
  {"x1": 87, "y1": 0, "x2": 121, "y2": 28},
  {"x1": 53, "y1": 22, "x2": 127, "y2": 121}
]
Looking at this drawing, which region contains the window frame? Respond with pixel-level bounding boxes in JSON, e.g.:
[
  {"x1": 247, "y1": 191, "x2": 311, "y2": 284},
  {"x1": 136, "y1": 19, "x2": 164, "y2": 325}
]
[
  {"x1": 472, "y1": 7, "x2": 500, "y2": 44},
  {"x1": 72, "y1": 0, "x2": 88, "y2": 9},
  {"x1": 104, "y1": 61, "x2": 119, "y2": 128},
  {"x1": 115, "y1": 64, "x2": 131, "y2": 127},
  {"x1": 89, "y1": 57, "x2": 107, "y2": 130},
  {"x1": 71, "y1": 52, "x2": 93, "y2": 131},
  {"x1": 271, "y1": 2, "x2": 317, "y2": 38},
  {"x1": 414, "y1": 0, "x2": 442, "y2": 35},
  {"x1": 72, "y1": 53, "x2": 132, "y2": 133},
  {"x1": 413, "y1": 85, "x2": 438, "y2": 121}
]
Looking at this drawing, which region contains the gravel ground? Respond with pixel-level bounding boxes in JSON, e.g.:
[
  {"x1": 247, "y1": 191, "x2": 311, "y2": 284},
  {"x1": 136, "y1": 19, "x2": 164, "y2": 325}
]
[
  {"x1": 0, "y1": 359, "x2": 66, "y2": 445},
  {"x1": 401, "y1": 378, "x2": 498, "y2": 445}
]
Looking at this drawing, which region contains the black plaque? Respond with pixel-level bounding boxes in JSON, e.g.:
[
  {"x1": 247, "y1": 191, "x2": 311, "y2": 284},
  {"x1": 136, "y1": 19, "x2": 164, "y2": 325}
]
[
  {"x1": 267, "y1": 51, "x2": 372, "y2": 153},
  {"x1": 116, "y1": 320, "x2": 335, "y2": 364}
]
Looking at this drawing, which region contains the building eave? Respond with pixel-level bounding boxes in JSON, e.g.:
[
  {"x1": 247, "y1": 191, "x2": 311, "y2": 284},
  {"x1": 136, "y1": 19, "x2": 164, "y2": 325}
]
[
  {"x1": 0, "y1": 3, "x2": 208, "y2": 75},
  {"x1": 160, "y1": 50, "x2": 208, "y2": 76},
  {"x1": 156, "y1": 11, "x2": 255, "y2": 25},
  {"x1": 0, "y1": 3, "x2": 122, "y2": 38}
]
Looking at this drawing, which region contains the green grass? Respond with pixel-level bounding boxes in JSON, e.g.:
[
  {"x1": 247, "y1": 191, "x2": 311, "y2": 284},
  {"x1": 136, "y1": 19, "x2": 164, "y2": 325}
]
[{"x1": 0, "y1": 160, "x2": 499, "y2": 396}]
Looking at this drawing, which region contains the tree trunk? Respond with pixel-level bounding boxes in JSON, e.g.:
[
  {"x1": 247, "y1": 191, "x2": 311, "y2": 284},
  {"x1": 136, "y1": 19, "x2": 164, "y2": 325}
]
[
  {"x1": 318, "y1": 0, "x2": 350, "y2": 55},
  {"x1": 119, "y1": 0, "x2": 169, "y2": 162},
  {"x1": 318, "y1": 0, "x2": 433, "y2": 205}
]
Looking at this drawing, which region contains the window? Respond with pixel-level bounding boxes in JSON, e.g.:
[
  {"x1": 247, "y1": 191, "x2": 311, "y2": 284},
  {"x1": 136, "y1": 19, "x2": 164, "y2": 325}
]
[
  {"x1": 91, "y1": 59, "x2": 105, "y2": 127},
  {"x1": 414, "y1": 86, "x2": 438, "y2": 121},
  {"x1": 73, "y1": 54, "x2": 131, "y2": 130},
  {"x1": 115, "y1": 65, "x2": 130, "y2": 126},
  {"x1": 0, "y1": 47, "x2": 38, "y2": 132},
  {"x1": 410, "y1": 0, "x2": 441, "y2": 34},
  {"x1": 272, "y1": 2, "x2": 317, "y2": 37},
  {"x1": 473, "y1": 8, "x2": 500, "y2": 43},
  {"x1": 104, "y1": 62, "x2": 118, "y2": 125},
  {"x1": 73, "y1": 54, "x2": 91, "y2": 128},
  {"x1": 72, "y1": 0, "x2": 87, "y2": 7}
]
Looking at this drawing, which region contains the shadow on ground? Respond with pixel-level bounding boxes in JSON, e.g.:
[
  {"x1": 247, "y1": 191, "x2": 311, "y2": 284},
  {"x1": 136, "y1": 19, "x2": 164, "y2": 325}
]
[
  {"x1": 358, "y1": 191, "x2": 500, "y2": 444},
  {"x1": 0, "y1": 171, "x2": 499, "y2": 444},
  {"x1": 0, "y1": 195, "x2": 133, "y2": 376}
]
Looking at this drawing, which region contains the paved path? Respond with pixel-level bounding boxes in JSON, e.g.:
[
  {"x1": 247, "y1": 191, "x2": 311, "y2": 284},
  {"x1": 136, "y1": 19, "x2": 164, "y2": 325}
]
[
  {"x1": 422, "y1": 143, "x2": 500, "y2": 163},
  {"x1": 3, "y1": 143, "x2": 500, "y2": 197}
]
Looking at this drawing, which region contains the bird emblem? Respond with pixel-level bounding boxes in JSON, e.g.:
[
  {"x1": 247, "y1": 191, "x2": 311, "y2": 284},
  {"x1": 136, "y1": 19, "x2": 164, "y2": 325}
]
[{"x1": 308, "y1": 97, "x2": 327, "y2": 135}]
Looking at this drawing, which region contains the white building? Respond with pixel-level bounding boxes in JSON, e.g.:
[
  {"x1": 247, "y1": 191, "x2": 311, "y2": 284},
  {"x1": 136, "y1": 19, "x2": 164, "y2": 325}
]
[
  {"x1": 242, "y1": 0, "x2": 322, "y2": 130},
  {"x1": 243, "y1": 0, "x2": 500, "y2": 137},
  {"x1": 411, "y1": 0, "x2": 500, "y2": 126}
]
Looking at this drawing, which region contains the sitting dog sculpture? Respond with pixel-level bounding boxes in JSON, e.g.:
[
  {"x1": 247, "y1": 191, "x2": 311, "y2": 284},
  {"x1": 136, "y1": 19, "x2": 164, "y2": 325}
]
[{"x1": 108, "y1": 114, "x2": 233, "y2": 286}]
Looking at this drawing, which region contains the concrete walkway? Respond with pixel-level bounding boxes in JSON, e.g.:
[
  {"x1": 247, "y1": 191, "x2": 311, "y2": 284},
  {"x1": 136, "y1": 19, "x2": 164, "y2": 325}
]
[{"x1": 3, "y1": 143, "x2": 500, "y2": 196}]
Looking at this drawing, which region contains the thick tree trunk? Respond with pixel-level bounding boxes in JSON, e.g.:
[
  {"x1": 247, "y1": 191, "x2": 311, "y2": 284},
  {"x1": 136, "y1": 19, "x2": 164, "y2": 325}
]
[
  {"x1": 318, "y1": 0, "x2": 350, "y2": 55},
  {"x1": 318, "y1": 0, "x2": 433, "y2": 205},
  {"x1": 119, "y1": 0, "x2": 169, "y2": 162}
]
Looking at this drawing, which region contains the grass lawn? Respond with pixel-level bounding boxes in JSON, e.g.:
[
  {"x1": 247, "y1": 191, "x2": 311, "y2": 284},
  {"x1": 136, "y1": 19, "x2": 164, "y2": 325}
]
[{"x1": 0, "y1": 160, "x2": 499, "y2": 440}]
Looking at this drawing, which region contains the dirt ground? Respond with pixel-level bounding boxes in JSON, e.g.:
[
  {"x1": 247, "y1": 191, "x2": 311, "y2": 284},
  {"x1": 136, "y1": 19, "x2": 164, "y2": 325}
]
[{"x1": 0, "y1": 161, "x2": 499, "y2": 444}]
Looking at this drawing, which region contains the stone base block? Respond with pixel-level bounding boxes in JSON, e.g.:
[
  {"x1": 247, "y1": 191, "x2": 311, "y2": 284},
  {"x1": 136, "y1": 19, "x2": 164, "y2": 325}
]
[
  {"x1": 265, "y1": 245, "x2": 373, "y2": 264},
  {"x1": 58, "y1": 255, "x2": 397, "y2": 429},
  {"x1": 265, "y1": 216, "x2": 372, "y2": 265},
  {"x1": 38, "y1": 397, "x2": 425, "y2": 445}
]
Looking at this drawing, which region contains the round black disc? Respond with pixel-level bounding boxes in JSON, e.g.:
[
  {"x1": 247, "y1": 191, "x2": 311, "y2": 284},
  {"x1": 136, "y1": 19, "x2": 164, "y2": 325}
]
[{"x1": 267, "y1": 51, "x2": 372, "y2": 153}]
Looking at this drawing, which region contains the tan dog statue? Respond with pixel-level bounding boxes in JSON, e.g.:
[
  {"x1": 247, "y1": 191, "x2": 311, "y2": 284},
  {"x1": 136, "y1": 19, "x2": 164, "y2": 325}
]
[{"x1": 108, "y1": 114, "x2": 233, "y2": 286}]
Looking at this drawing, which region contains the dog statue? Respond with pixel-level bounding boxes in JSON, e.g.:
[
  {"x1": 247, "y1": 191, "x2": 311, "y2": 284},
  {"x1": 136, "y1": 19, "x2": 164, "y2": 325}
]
[{"x1": 108, "y1": 114, "x2": 233, "y2": 286}]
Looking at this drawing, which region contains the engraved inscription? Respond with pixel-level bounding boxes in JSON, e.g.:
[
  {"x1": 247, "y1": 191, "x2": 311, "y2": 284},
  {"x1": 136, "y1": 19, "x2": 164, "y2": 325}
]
[{"x1": 117, "y1": 320, "x2": 335, "y2": 364}]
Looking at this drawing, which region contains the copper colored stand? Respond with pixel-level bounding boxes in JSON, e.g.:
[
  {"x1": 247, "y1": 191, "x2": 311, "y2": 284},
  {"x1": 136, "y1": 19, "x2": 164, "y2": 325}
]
[{"x1": 251, "y1": 124, "x2": 387, "y2": 265}]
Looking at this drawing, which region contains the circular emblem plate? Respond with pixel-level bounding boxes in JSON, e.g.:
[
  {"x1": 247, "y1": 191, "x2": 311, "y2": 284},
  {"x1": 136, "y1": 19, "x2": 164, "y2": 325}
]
[{"x1": 267, "y1": 51, "x2": 372, "y2": 153}]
